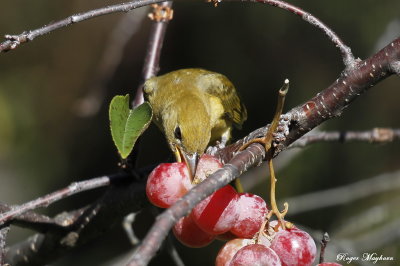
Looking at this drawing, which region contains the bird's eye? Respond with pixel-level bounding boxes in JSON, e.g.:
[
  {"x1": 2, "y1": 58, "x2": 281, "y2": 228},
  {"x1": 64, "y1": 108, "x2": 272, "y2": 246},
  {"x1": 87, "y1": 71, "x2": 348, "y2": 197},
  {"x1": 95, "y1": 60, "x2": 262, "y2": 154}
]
[{"x1": 174, "y1": 126, "x2": 182, "y2": 140}]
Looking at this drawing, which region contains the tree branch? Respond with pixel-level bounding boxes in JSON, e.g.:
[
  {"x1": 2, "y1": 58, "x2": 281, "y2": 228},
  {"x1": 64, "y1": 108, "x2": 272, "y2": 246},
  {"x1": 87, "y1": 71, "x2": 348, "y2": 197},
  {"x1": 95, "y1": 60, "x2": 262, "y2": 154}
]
[
  {"x1": 4, "y1": 175, "x2": 148, "y2": 266},
  {"x1": 126, "y1": 36, "x2": 400, "y2": 266},
  {"x1": 0, "y1": 175, "x2": 122, "y2": 227},
  {"x1": 133, "y1": 1, "x2": 173, "y2": 106},
  {"x1": 0, "y1": 0, "x2": 164, "y2": 53},
  {"x1": 0, "y1": 204, "x2": 60, "y2": 233},
  {"x1": 289, "y1": 128, "x2": 400, "y2": 148}
]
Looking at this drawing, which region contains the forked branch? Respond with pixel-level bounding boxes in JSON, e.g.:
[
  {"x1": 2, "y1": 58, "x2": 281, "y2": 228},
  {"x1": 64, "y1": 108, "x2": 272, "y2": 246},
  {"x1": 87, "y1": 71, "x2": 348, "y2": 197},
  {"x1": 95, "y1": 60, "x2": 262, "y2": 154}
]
[{"x1": 0, "y1": 175, "x2": 117, "y2": 227}]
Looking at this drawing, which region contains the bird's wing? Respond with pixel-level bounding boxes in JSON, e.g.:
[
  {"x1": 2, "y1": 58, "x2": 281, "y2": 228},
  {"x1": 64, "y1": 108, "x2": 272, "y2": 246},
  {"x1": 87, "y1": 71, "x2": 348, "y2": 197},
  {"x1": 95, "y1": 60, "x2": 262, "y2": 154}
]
[{"x1": 199, "y1": 72, "x2": 247, "y2": 129}]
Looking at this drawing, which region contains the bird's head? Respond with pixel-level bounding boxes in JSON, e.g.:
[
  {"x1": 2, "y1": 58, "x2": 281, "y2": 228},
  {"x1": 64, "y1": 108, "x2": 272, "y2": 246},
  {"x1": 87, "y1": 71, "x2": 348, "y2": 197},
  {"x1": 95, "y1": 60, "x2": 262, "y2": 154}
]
[
  {"x1": 162, "y1": 99, "x2": 212, "y2": 178},
  {"x1": 143, "y1": 70, "x2": 220, "y2": 179}
]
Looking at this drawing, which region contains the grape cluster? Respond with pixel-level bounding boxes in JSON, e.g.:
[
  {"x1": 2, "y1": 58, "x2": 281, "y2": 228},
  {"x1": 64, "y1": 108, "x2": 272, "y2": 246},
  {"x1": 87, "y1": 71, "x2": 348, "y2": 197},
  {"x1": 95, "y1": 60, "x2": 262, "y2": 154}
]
[
  {"x1": 146, "y1": 155, "x2": 325, "y2": 265},
  {"x1": 216, "y1": 220, "x2": 317, "y2": 266}
]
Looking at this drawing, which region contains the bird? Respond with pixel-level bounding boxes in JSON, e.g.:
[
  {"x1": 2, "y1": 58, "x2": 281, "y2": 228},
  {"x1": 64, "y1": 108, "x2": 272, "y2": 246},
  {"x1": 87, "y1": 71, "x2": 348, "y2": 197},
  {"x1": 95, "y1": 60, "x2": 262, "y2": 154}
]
[{"x1": 143, "y1": 68, "x2": 247, "y2": 178}]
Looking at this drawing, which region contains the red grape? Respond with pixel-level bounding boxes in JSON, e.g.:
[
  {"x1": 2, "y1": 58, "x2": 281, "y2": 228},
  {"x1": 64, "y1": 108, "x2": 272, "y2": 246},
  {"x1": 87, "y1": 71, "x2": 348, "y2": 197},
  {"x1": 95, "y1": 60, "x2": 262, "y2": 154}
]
[
  {"x1": 173, "y1": 215, "x2": 214, "y2": 248},
  {"x1": 270, "y1": 228, "x2": 317, "y2": 266},
  {"x1": 231, "y1": 193, "x2": 268, "y2": 238},
  {"x1": 146, "y1": 154, "x2": 222, "y2": 208},
  {"x1": 230, "y1": 244, "x2": 282, "y2": 266},
  {"x1": 191, "y1": 185, "x2": 239, "y2": 234},
  {"x1": 146, "y1": 162, "x2": 192, "y2": 208}
]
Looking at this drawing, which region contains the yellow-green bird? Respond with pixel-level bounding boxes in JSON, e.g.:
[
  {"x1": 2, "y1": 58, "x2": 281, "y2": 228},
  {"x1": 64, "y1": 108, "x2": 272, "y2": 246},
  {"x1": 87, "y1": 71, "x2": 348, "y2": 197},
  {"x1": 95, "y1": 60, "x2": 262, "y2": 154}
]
[{"x1": 143, "y1": 68, "x2": 247, "y2": 177}]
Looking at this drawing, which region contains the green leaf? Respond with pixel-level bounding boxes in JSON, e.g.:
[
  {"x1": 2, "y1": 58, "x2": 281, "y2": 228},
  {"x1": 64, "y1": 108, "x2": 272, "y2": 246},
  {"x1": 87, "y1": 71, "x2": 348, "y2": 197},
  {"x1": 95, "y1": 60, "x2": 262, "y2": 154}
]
[{"x1": 109, "y1": 95, "x2": 152, "y2": 159}]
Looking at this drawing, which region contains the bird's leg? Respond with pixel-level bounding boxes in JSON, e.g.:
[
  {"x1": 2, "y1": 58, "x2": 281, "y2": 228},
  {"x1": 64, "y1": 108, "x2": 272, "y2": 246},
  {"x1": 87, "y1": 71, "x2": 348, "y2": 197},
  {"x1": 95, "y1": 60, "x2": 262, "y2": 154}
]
[
  {"x1": 238, "y1": 79, "x2": 290, "y2": 229},
  {"x1": 222, "y1": 130, "x2": 245, "y2": 193},
  {"x1": 206, "y1": 129, "x2": 231, "y2": 156},
  {"x1": 219, "y1": 130, "x2": 231, "y2": 148}
]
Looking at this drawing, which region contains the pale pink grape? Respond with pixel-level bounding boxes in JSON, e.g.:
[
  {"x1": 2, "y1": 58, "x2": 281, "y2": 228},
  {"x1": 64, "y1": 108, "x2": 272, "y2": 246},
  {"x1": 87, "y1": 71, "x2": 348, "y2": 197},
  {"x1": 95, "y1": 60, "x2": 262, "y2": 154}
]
[
  {"x1": 270, "y1": 228, "x2": 317, "y2": 266},
  {"x1": 231, "y1": 193, "x2": 268, "y2": 238},
  {"x1": 146, "y1": 162, "x2": 192, "y2": 208},
  {"x1": 230, "y1": 244, "x2": 282, "y2": 266},
  {"x1": 215, "y1": 238, "x2": 254, "y2": 266}
]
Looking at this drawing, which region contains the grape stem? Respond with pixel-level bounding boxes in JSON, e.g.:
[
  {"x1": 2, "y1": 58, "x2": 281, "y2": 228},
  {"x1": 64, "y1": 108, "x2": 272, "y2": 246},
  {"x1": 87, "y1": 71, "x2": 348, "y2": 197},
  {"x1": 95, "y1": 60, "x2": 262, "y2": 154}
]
[
  {"x1": 267, "y1": 159, "x2": 289, "y2": 229},
  {"x1": 239, "y1": 79, "x2": 290, "y2": 229},
  {"x1": 256, "y1": 218, "x2": 270, "y2": 243}
]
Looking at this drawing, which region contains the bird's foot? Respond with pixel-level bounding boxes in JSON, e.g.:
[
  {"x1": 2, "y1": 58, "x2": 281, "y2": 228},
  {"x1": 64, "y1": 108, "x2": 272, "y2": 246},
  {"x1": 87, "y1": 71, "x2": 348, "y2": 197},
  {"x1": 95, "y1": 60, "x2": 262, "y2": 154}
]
[{"x1": 206, "y1": 140, "x2": 226, "y2": 156}]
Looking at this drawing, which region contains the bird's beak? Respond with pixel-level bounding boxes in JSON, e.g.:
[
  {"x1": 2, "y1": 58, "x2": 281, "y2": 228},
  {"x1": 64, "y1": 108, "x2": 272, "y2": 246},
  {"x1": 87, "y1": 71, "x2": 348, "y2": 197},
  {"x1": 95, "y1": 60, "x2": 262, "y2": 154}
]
[{"x1": 174, "y1": 146, "x2": 199, "y2": 180}]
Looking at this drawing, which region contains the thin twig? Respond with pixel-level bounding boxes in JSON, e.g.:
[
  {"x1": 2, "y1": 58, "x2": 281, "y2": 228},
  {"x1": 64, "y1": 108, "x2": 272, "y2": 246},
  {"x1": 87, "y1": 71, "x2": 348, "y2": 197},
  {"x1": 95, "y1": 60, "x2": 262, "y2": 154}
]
[
  {"x1": 0, "y1": 203, "x2": 60, "y2": 233},
  {"x1": 133, "y1": 1, "x2": 173, "y2": 107},
  {"x1": 290, "y1": 128, "x2": 400, "y2": 148},
  {"x1": 302, "y1": 226, "x2": 366, "y2": 265},
  {"x1": 226, "y1": 0, "x2": 356, "y2": 68},
  {"x1": 1, "y1": 0, "x2": 356, "y2": 70},
  {"x1": 123, "y1": 212, "x2": 141, "y2": 245},
  {"x1": 0, "y1": 175, "x2": 121, "y2": 226},
  {"x1": 319, "y1": 232, "x2": 330, "y2": 264},
  {"x1": 0, "y1": 0, "x2": 163, "y2": 53},
  {"x1": 130, "y1": 1, "x2": 173, "y2": 170}
]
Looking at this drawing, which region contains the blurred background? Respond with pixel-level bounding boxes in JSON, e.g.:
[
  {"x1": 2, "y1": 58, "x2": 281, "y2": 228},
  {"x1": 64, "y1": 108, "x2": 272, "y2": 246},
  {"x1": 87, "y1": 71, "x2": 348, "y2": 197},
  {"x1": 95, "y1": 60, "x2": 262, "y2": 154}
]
[{"x1": 1, "y1": 0, "x2": 399, "y2": 265}]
